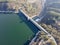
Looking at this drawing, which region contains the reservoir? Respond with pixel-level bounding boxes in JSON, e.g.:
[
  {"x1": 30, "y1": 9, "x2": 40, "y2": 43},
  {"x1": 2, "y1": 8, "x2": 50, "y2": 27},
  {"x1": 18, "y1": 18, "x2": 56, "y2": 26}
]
[{"x1": 0, "y1": 12, "x2": 39, "y2": 45}]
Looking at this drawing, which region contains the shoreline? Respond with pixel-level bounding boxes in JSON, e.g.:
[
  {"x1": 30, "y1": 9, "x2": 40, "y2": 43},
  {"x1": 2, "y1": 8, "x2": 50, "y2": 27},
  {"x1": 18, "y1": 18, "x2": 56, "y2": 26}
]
[{"x1": 20, "y1": 10, "x2": 57, "y2": 45}]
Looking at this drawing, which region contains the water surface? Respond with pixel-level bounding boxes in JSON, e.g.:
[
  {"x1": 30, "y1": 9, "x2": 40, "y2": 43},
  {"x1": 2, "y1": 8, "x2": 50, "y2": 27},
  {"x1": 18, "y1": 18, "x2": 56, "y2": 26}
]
[{"x1": 0, "y1": 13, "x2": 35, "y2": 45}]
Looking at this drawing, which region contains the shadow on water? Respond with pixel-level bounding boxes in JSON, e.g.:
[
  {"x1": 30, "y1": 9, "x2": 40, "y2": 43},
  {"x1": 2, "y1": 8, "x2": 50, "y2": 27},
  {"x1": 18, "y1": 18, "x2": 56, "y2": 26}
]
[{"x1": 17, "y1": 11, "x2": 40, "y2": 45}]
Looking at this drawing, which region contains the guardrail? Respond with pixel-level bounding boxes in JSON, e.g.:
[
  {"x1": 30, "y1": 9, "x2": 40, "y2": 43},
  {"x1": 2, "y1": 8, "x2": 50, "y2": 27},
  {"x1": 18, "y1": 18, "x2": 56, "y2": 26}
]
[{"x1": 0, "y1": 11, "x2": 19, "y2": 13}]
